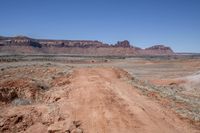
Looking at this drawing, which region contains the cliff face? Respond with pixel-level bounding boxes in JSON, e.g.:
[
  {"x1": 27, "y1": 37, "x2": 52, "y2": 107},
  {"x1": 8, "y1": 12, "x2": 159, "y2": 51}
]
[
  {"x1": 115, "y1": 40, "x2": 131, "y2": 47},
  {"x1": 139, "y1": 45, "x2": 174, "y2": 55},
  {"x1": 0, "y1": 36, "x2": 109, "y2": 48},
  {"x1": 0, "y1": 36, "x2": 174, "y2": 55}
]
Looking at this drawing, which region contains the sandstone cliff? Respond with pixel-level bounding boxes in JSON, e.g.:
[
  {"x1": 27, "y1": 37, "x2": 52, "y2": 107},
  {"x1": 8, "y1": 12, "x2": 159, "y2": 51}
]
[{"x1": 0, "y1": 36, "x2": 174, "y2": 55}]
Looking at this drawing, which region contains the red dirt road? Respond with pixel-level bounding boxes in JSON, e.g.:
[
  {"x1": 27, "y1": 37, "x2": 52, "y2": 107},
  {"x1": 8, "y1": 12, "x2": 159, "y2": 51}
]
[{"x1": 57, "y1": 67, "x2": 196, "y2": 133}]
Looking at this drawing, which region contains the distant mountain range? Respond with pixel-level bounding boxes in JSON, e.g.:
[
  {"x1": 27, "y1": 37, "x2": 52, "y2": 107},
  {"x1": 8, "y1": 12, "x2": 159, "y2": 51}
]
[{"x1": 0, "y1": 36, "x2": 174, "y2": 56}]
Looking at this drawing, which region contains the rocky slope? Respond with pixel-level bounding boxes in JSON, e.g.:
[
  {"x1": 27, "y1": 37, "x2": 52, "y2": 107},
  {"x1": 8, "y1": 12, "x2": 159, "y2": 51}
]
[{"x1": 0, "y1": 36, "x2": 174, "y2": 55}]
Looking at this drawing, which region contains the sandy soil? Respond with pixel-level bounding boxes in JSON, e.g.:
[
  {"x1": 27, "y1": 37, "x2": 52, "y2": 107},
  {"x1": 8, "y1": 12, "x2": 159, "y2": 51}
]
[
  {"x1": 61, "y1": 67, "x2": 197, "y2": 133},
  {"x1": 0, "y1": 56, "x2": 200, "y2": 133},
  {"x1": 1, "y1": 67, "x2": 197, "y2": 133}
]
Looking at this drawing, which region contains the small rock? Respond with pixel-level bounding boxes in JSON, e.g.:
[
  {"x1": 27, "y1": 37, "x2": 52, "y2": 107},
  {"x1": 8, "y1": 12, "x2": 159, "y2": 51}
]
[
  {"x1": 48, "y1": 121, "x2": 69, "y2": 133},
  {"x1": 25, "y1": 123, "x2": 47, "y2": 133},
  {"x1": 71, "y1": 128, "x2": 83, "y2": 133}
]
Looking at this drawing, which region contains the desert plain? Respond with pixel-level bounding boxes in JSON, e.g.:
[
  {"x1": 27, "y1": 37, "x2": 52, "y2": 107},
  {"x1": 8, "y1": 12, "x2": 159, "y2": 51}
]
[{"x1": 0, "y1": 55, "x2": 200, "y2": 133}]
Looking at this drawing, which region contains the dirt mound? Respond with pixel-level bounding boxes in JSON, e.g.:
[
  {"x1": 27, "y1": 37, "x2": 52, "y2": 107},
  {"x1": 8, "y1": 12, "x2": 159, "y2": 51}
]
[
  {"x1": 0, "y1": 67, "x2": 198, "y2": 133},
  {"x1": 0, "y1": 78, "x2": 50, "y2": 106}
]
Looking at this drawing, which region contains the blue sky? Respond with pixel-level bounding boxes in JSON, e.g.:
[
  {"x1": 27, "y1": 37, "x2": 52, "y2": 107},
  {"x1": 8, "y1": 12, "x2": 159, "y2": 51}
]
[{"x1": 0, "y1": 0, "x2": 200, "y2": 52}]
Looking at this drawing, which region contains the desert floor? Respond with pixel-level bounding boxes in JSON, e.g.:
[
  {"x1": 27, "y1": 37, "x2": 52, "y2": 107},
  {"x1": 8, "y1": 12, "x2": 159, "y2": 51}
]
[{"x1": 0, "y1": 55, "x2": 200, "y2": 133}]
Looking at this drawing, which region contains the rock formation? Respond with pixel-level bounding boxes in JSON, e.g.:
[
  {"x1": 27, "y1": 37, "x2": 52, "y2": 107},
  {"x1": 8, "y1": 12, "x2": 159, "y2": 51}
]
[
  {"x1": 115, "y1": 40, "x2": 131, "y2": 47},
  {"x1": 0, "y1": 36, "x2": 174, "y2": 55}
]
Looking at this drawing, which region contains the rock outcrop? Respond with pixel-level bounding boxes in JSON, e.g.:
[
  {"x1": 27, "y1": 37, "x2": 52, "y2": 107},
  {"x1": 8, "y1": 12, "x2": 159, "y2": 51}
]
[
  {"x1": 0, "y1": 36, "x2": 174, "y2": 55},
  {"x1": 115, "y1": 40, "x2": 131, "y2": 47},
  {"x1": 145, "y1": 45, "x2": 173, "y2": 51}
]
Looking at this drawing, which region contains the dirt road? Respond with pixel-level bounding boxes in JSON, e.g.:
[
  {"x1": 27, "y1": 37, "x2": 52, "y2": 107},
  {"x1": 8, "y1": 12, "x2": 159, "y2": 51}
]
[
  {"x1": 0, "y1": 67, "x2": 198, "y2": 133},
  {"x1": 56, "y1": 67, "x2": 196, "y2": 133}
]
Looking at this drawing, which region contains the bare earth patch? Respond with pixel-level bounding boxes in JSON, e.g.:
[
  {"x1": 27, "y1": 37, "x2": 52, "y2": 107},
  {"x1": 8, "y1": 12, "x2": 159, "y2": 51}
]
[{"x1": 0, "y1": 65, "x2": 198, "y2": 133}]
